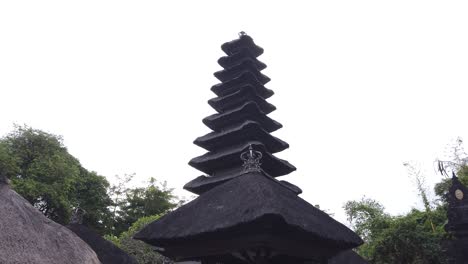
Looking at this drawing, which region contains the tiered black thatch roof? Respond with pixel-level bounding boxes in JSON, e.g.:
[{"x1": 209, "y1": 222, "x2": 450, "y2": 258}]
[
  {"x1": 67, "y1": 222, "x2": 137, "y2": 264},
  {"x1": 0, "y1": 179, "x2": 101, "y2": 264},
  {"x1": 185, "y1": 32, "x2": 296, "y2": 194},
  {"x1": 135, "y1": 33, "x2": 363, "y2": 263},
  {"x1": 445, "y1": 174, "x2": 468, "y2": 262}
]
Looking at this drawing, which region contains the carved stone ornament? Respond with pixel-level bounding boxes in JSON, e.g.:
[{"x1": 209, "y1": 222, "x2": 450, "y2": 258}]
[{"x1": 455, "y1": 189, "x2": 464, "y2": 200}]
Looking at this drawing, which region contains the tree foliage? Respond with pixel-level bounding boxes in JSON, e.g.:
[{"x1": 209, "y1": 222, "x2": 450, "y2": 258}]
[
  {"x1": 0, "y1": 125, "x2": 182, "y2": 237},
  {"x1": 0, "y1": 125, "x2": 113, "y2": 233},
  {"x1": 342, "y1": 138, "x2": 468, "y2": 263},
  {"x1": 344, "y1": 198, "x2": 449, "y2": 263},
  {"x1": 110, "y1": 175, "x2": 179, "y2": 235},
  {"x1": 105, "y1": 215, "x2": 174, "y2": 264}
]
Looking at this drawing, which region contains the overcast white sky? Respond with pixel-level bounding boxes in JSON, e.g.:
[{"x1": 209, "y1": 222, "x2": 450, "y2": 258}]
[{"x1": 1, "y1": 1, "x2": 468, "y2": 224}]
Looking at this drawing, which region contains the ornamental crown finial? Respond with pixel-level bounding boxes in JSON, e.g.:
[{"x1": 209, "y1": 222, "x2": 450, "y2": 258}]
[{"x1": 240, "y1": 145, "x2": 262, "y2": 173}]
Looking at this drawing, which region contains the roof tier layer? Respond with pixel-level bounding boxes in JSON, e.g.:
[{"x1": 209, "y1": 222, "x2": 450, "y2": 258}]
[
  {"x1": 211, "y1": 72, "x2": 273, "y2": 98},
  {"x1": 184, "y1": 172, "x2": 302, "y2": 195},
  {"x1": 221, "y1": 34, "x2": 264, "y2": 57},
  {"x1": 218, "y1": 48, "x2": 266, "y2": 70},
  {"x1": 189, "y1": 142, "x2": 296, "y2": 177},
  {"x1": 135, "y1": 172, "x2": 363, "y2": 262},
  {"x1": 214, "y1": 59, "x2": 271, "y2": 84},
  {"x1": 194, "y1": 121, "x2": 288, "y2": 153},
  {"x1": 202, "y1": 102, "x2": 282, "y2": 132},
  {"x1": 208, "y1": 86, "x2": 276, "y2": 114}
]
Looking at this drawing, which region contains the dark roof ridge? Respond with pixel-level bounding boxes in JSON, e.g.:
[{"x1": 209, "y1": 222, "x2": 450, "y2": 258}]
[
  {"x1": 250, "y1": 170, "x2": 302, "y2": 195},
  {"x1": 67, "y1": 223, "x2": 138, "y2": 264},
  {"x1": 221, "y1": 34, "x2": 264, "y2": 57},
  {"x1": 188, "y1": 141, "x2": 296, "y2": 177},
  {"x1": 214, "y1": 59, "x2": 270, "y2": 84},
  {"x1": 208, "y1": 86, "x2": 276, "y2": 114},
  {"x1": 218, "y1": 48, "x2": 266, "y2": 70},
  {"x1": 194, "y1": 120, "x2": 289, "y2": 153},
  {"x1": 134, "y1": 172, "x2": 363, "y2": 249},
  {"x1": 184, "y1": 170, "x2": 302, "y2": 195},
  {"x1": 211, "y1": 71, "x2": 273, "y2": 98},
  {"x1": 202, "y1": 101, "x2": 282, "y2": 133}
]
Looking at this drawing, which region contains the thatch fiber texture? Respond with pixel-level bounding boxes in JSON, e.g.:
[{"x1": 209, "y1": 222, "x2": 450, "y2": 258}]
[
  {"x1": 67, "y1": 224, "x2": 138, "y2": 264},
  {"x1": 136, "y1": 172, "x2": 362, "y2": 248},
  {"x1": 0, "y1": 183, "x2": 101, "y2": 264}
]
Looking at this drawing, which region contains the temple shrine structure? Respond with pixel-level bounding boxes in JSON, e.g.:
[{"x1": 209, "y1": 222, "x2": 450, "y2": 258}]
[
  {"x1": 445, "y1": 173, "x2": 468, "y2": 263},
  {"x1": 135, "y1": 33, "x2": 363, "y2": 264}
]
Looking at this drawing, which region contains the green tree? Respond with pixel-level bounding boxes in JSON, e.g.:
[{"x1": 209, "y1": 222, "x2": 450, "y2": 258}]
[
  {"x1": 0, "y1": 125, "x2": 113, "y2": 234},
  {"x1": 343, "y1": 140, "x2": 468, "y2": 264},
  {"x1": 105, "y1": 214, "x2": 174, "y2": 264},
  {"x1": 113, "y1": 177, "x2": 178, "y2": 235},
  {"x1": 108, "y1": 173, "x2": 134, "y2": 235},
  {"x1": 344, "y1": 198, "x2": 449, "y2": 263}
]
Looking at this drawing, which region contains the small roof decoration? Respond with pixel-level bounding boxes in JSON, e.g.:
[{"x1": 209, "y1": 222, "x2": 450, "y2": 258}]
[
  {"x1": 67, "y1": 208, "x2": 138, "y2": 264},
  {"x1": 135, "y1": 33, "x2": 363, "y2": 263},
  {"x1": 0, "y1": 178, "x2": 101, "y2": 264}
]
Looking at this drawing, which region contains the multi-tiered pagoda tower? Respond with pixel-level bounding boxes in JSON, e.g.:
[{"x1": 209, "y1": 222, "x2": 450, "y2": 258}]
[
  {"x1": 184, "y1": 31, "x2": 298, "y2": 195},
  {"x1": 135, "y1": 33, "x2": 363, "y2": 264}
]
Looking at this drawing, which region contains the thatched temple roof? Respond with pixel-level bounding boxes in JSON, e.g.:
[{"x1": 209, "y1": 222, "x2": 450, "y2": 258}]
[
  {"x1": 67, "y1": 224, "x2": 138, "y2": 264},
  {"x1": 0, "y1": 182, "x2": 101, "y2": 264},
  {"x1": 135, "y1": 172, "x2": 362, "y2": 262}
]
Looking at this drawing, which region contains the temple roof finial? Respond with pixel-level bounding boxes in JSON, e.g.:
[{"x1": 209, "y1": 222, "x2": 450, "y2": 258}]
[{"x1": 241, "y1": 144, "x2": 263, "y2": 173}]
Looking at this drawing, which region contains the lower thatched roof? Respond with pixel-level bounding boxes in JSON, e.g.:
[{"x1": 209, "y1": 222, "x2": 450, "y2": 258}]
[
  {"x1": 67, "y1": 224, "x2": 138, "y2": 264},
  {"x1": 329, "y1": 250, "x2": 368, "y2": 264},
  {"x1": 0, "y1": 183, "x2": 101, "y2": 264},
  {"x1": 135, "y1": 172, "x2": 362, "y2": 261}
]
